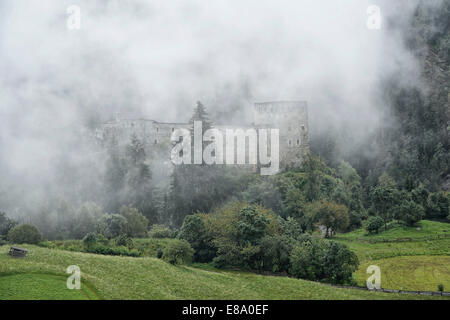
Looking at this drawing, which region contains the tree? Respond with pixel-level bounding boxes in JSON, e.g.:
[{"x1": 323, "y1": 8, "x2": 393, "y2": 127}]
[
  {"x1": 365, "y1": 216, "x2": 384, "y2": 234},
  {"x1": 189, "y1": 101, "x2": 212, "y2": 137},
  {"x1": 370, "y1": 172, "x2": 398, "y2": 230},
  {"x1": 168, "y1": 101, "x2": 221, "y2": 227},
  {"x1": 336, "y1": 161, "x2": 365, "y2": 230},
  {"x1": 96, "y1": 214, "x2": 127, "y2": 239},
  {"x1": 314, "y1": 201, "x2": 349, "y2": 237},
  {"x1": 284, "y1": 187, "x2": 307, "y2": 222},
  {"x1": 178, "y1": 214, "x2": 215, "y2": 262},
  {"x1": 281, "y1": 217, "x2": 304, "y2": 241},
  {"x1": 82, "y1": 232, "x2": 97, "y2": 250},
  {"x1": 72, "y1": 202, "x2": 104, "y2": 239},
  {"x1": 304, "y1": 155, "x2": 322, "y2": 202},
  {"x1": 259, "y1": 235, "x2": 293, "y2": 272},
  {"x1": 119, "y1": 205, "x2": 149, "y2": 238},
  {"x1": 125, "y1": 134, "x2": 156, "y2": 224},
  {"x1": 8, "y1": 224, "x2": 42, "y2": 244},
  {"x1": 0, "y1": 212, "x2": 16, "y2": 239},
  {"x1": 162, "y1": 239, "x2": 194, "y2": 265},
  {"x1": 322, "y1": 241, "x2": 359, "y2": 285},
  {"x1": 426, "y1": 192, "x2": 450, "y2": 219},
  {"x1": 393, "y1": 200, "x2": 424, "y2": 226},
  {"x1": 103, "y1": 134, "x2": 156, "y2": 224},
  {"x1": 148, "y1": 224, "x2": 173, "y2": 238},
  {"x1": 242, "y1": 179, "x2": 284, "y2": 215},
  {"x1": 289, "y1": 237, "x2": 326, "y2": 281},
  {"x1": 236, "y1": 205, "x2": 269, "y2": 245}
]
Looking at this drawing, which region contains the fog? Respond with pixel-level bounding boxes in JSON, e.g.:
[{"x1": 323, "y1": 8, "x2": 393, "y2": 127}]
[{"x1": 0, "y1": 0, "x2": 442, "y2": 217}]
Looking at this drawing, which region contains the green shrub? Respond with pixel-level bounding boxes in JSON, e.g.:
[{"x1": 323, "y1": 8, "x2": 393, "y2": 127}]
[
  {"x1": 0, "y1": 212, "x2": 16, "y2": 239},
  {"x1": 114, "y1": 233, "x2": 134, "y2": 249},
  {"x1": 96, "y1": 233, "x2": 109, "y2": 245},
  {"x1": 289, "y1": 236, "x2": 359, "y2": 285},
  {"x1": 438, "y1": 284, "x2": 444, "y2": 292},
  {"x1": 39, "y1": 240, "x2": 55, "y2": 249},
  {"x1": 82, "y1": 232, "x2": 97, "y2": 250},
  {"x1": 289, "y1": 237, "x2": 326, "y2": 281},
  {"x1": 162, "y1": 240, "x2": 194, "y2": 265},
  {"x1": 426, "y1": 192, "x2": 450, "y2": 219},
  {"x1": 148, "y1": 224, "x2": 173, "y2": 238},
  {"x1": 365, "y1": 216, "x2": 384, "y2": 234},
  {"x1": 178, "y1": 214, "x2": 215, "y2": 262},
  {"x1": 96, "y1": 214, "x2": 127, "y2": 239},
  {"x1": 7, "y1": 224, "x2": 42, "y2": 244},
  {"x1": 86, "y1": 244, "x2": 141, "y2": 257},
  {"x1": 322, "y1": 241, "x2": 359, "y2": 285},
  {"x1": 119, "y1": 205, "x2": 149, "y2": 238},
  {"x1": 259, "y1": 235, "x2": 293, "y2": 272},
  {"x1": 236, "y1": 205, "x2": 268, "y2": 245},
  {"x1": 212, "y1": 240, "x2": 243, "y2": 269},
  {"x1": 393, "y1": 200, "x2": 424, "y2": 226}
]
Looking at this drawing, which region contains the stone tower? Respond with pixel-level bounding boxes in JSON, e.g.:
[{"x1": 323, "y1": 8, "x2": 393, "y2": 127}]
[{"x1": 253, "y1": 101, "x2": 309, "y2": 167}]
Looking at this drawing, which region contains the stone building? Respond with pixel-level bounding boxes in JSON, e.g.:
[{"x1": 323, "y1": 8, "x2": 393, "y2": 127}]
[{"x1": 98, "y1": 100, "x2": 309, "y2": 171}]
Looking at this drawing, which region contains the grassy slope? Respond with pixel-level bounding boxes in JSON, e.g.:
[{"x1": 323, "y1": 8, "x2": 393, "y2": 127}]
[
  {"x1": 336, "y1": 220, "x2": 450, "y2": 291},
  {"x1": 0, "y1": 274, "x2": 99, "y2": 300},
  {"x1": 336, "y1": 220, "x2": 450, "y2": 242},
  {"x1": 355, "y1": 256, "x2": 450, "y2": 292},
  {"x1": 0, "y1": 245, "x2": 443, "y2": 300}
]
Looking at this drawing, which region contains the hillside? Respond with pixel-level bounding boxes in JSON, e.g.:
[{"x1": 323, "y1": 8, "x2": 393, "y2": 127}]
[
  {"x1": 0, "y1": 245, "x2": 445, "y2": 300},
  {"x1": 336, "y1": 220, "x2": 450, "y2": 291}
]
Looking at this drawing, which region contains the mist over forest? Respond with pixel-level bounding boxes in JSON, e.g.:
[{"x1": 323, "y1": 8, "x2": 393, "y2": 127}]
[{"x1": 0, "y1": 0, "x2": 448, "y2": 236}]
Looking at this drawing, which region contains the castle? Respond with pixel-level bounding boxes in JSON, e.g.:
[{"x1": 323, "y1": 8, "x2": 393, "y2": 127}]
[{"x1": 98, "y1": 101, "x2": 309, "y2": 173}]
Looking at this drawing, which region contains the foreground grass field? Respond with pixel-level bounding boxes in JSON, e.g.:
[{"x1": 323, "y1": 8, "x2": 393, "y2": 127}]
[
  {"x1": 336, "y1": 220, "x2": 450, "y2": 291},
  {"x1": 0, "y1": 274, "x2": 99, "y2": 300},
  {"x1": 355, "y1": 256, "x2": 450, "y2": 292},
  {"x1": 0, "y1": 245, "x2": 445, "y2": 300}
]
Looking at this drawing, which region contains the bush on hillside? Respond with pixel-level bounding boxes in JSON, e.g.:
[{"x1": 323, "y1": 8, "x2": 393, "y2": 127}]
[
  {"x1": 119, "y1": 205, "x2": 149, "y2": 238},
  {"x1": 82, "y1": 232, "x2": 97, "y2": 250},
  {"x1": 365, "y1": 216, "x2": 384, "y2": 234},
  {"x1": 322, "y1": 241, "x2": 359, "y2": 285},
  {"x1": 148, "y1": 224, "x2": 173, "y2": 238},
  {"x1": 114, "y1": 233, "x2": 134, "y2": 249},
  {"x1": 393, "y1": 200, "x2": 424, "y2": 226},
  {"x1": 178, "y1": 214, "x2": 215, "y2": 262},
  {"x1": 289, "y1": 236, "x2": 358, "y2": 285},
  {"x1": 426, "y1": 192, "x2": 450, "y2": 219},
  {"x1": 88, "y1": 244, "x2": 140, "y2": 257},
  {"x1": 289, "y1": 237, "x2": 327, "y2": 280},
  {"x1": 7, "y1": 224, "x2": 42, "y2": 244},
  {"x1": 0, "y1": 212, "x2": 16, "y2": 240},
  {"x1": 97, "y1": 214, "x2": 127, "y2": 239},
  {"x1": 259, "y1": 235, "x2": 293, "y2": 273},
  {"x1": 162, "y1": 240, "x2": 194, "y2": 265}
]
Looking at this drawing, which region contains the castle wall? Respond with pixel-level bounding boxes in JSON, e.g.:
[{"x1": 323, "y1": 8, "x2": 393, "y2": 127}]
[{"x1": 99, "y1": 101, "x2": 309, "y2": 170}]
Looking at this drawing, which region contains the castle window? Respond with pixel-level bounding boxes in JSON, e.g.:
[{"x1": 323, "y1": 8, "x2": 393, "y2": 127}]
[
  {"x1": 301, "y1": 125, "x2": 305, "y2": 131},
  {"x1": 297, "y1": 139, "x2": 300, "y2": 145},
  {"x1": 172, "y1": 128, "x2": 174, "y2": 132},
  {"x1": 154, "y1": 139, "x2": 158, "y2": 144},
  {"x1": 156, "y1": 127, "x2": 159, "y2": 132},
  {"x1": 288, "y1": 139, "x2": 292, "y2": 146}
]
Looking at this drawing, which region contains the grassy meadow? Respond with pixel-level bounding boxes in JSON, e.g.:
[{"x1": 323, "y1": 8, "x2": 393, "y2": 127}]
[
  {"x1": 1, "y1": 219, "x2": 449, "y2": 299},
  {"x1": 335, "y1": 220, "x2": 450, "y2": 292},
  {"x1": 0, "y1": 244, "x2": 446, "y2": 300}
]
